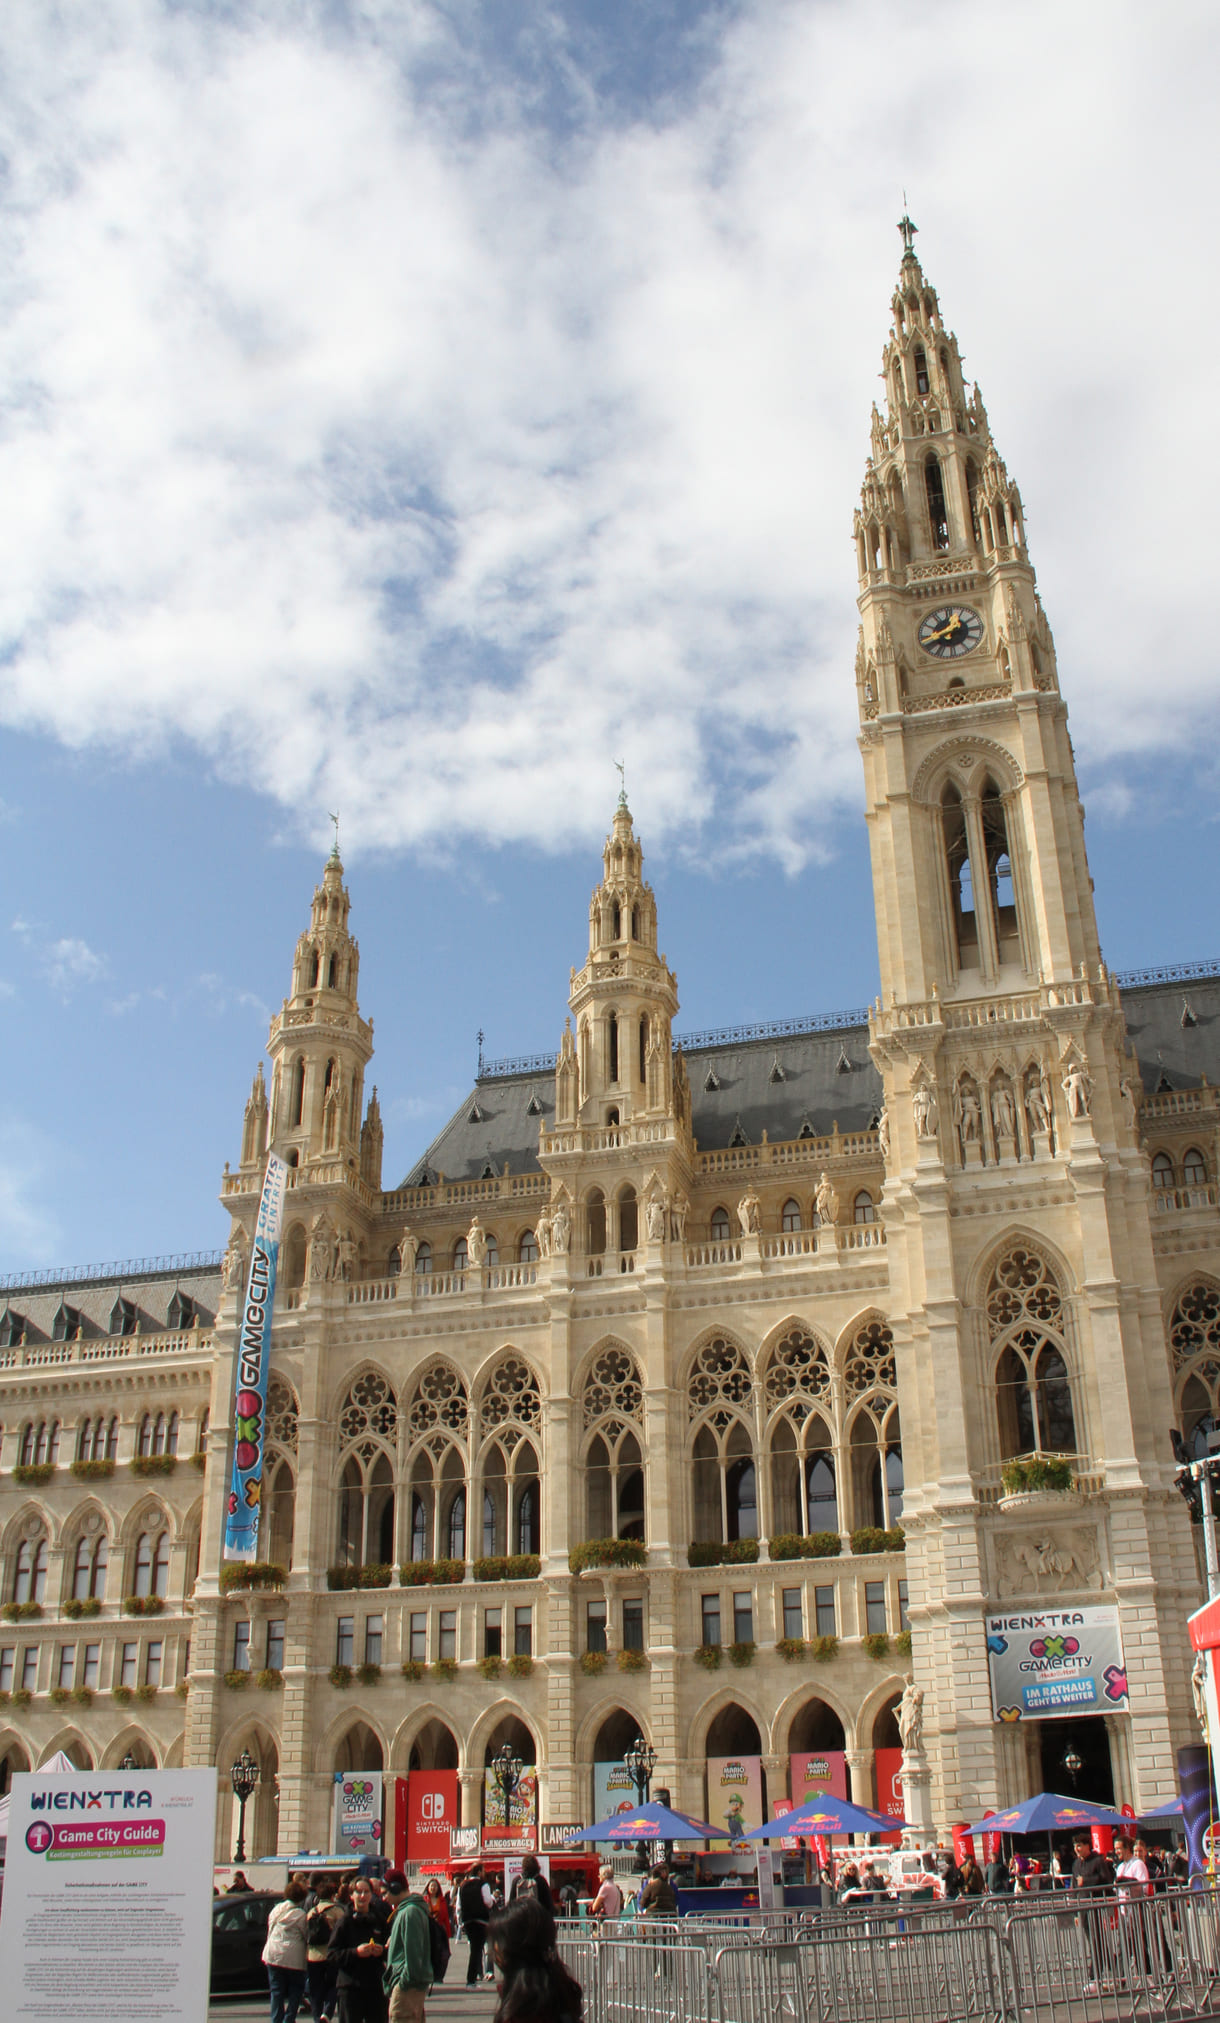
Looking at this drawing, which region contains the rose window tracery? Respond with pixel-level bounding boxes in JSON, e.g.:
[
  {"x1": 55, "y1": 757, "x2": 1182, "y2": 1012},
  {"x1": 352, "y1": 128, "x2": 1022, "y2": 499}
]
[
  {"x1": 582, "y1": 1348, "x2": 643, "y2": 1430},
  {"x1": 764, "y1": 1330, "x2": 832, "y2": 1411},
  {"x1": 986, "y1": 1249, "x2": 1063, "y2": 1339},
  {"x1": 687, "y1": 1336, "x2": 753, "y2": 1425},
  {"x1": 480, "y1": 1355, "x2": 541, "y2": 1434},
  {"x1": 1170, "y1": 1283, "x2": 1220, "y2": 1373},
  {"x1": 339, "y1": 1371, "x2": 397, "y2": 1446},
  {"x1": 267, "y1": 1377, "x2": 299, "y2": 1453},
  {"x1": 844, "y1": 1320, "x2": 896, "y2": 1396},
  {"x1": 409, "y1": 1362, "x2": 469, "y2": 1438}
]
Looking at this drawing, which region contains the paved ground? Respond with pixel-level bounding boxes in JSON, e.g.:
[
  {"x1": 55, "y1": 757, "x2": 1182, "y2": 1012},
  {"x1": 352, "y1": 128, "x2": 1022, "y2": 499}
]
[{"x1": 209, "y1": 1939, "x2": 499, "y2": 2022}]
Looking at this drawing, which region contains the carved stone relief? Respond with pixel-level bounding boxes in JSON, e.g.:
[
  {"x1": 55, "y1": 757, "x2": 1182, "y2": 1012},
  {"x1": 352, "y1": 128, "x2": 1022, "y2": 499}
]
[{"x1": 993, "y1": 1525, "x2": 1105, "y2": 1598}]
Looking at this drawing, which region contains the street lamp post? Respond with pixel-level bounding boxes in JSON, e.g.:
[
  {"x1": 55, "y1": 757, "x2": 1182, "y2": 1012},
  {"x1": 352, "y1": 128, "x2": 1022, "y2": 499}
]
[
  {"x1": 492, "y1": 1743, "x2": 522, "y2": 1838},
  {"x1": 623, "y1": 1735, "x2": 657, "y2": 1873},
  {"x1": 230, "y1": 1749, "x2": 260, "y2": 1864}
]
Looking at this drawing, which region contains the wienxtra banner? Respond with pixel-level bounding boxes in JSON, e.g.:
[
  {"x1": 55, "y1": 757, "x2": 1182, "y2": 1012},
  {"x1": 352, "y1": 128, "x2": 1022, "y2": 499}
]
[{"x1": 224, "y1": 1152, "x2": 289, "y2": 1561}]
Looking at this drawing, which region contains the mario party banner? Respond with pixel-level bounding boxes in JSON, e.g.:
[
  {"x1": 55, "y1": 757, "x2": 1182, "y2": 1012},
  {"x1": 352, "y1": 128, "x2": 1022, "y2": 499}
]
[
  {"x1": 333, "y1": 1772, "x2": 384, "y2": 1858},
  {"x1": 985, "y1": 1605, "x2": 1129, "y2": 1721},
  {"x1": 591, "y1": 1761, "x2": 637, "y2": 1848},
  {"x1": 707, "y1": 1755, "x2": 763, "y2": 1844},
  {"x1": 224, "y1": 1151, "x2": 289, "y2": 1561},
  {"x1": 483, "y1": 1766, "x2": 537, "y2": 1849},
  {"x1": 0, "y1": 1768, "x2": 216, "y2": 2023}
]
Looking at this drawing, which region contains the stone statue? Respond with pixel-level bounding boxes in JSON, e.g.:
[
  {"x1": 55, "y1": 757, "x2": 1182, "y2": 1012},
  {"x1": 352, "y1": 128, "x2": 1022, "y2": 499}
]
[
  {"x1": 815, "y1": 1171, "x2": 839, "y2": 1228},
  {"x1": 898, "y1": 1676, "x2": 925, "y2": 1755},
  {"x1": 535, "y1": 1205, "x2": 552, "y2": 1259},
  {"x1": 645, "y1": 1193, "x2": 667, "y2": 1242},
  {"x1": 336, "y1": 1227, "x2": 357, "y2": 1283},
  {"x1": 670, "y1": 1191, "x2": 689, "y2": 1242},
  {"x1": 1063, "y1": 1059, "x2": 1092, "y2": 1119},
  {"x1": 912, "y1": 1082, "x2": 938, "y2": 1138},
  {"x1": 1119, "y1": 1076, "x2": 1138, "y2": 1128},
  {"x1": 955, "y1": 1078, "x2": 981, "y2": 1142},
  {"x1": 550, "y1": 1202, "x2": 571, "y2": 1254},
  {"x1": 1025, "y1": 1072, "x2": 1049, "y2": 1136},
  {"x1": 309, "y1": 1213, "x2": 336, "y2": 1281},
  {"x1": 991, "y1": 1080, "x2": 1016, "y2": 1140},
  {"x1": 398, "y1": 1227, "x2": 419, "y2": 1278},
  {"x1": 467, "y1": 1214, "x2": 487, "y2": 1268},
  {"x1": 737, "y1": 1186, "x2": 761, "y2": 1236},
  {"x1": 222, "y1": 1228, "x2": 248, "y2": 1290},
  {"x1": 877, "y1": 1105, "x2": 890, "y2": 1160}
]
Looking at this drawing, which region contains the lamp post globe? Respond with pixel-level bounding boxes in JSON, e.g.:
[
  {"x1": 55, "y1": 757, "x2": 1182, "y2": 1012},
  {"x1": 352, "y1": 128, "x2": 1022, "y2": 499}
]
[
  {"x1": 492, "y1": 1743, "x2": 523, "y2": 1830},
  {"x1": 230, "y1": 1748, "x2": 260, "y2": 1864},
  {"x1": 622, "y1": 1735, "x2": 657, "y2": 1872}
]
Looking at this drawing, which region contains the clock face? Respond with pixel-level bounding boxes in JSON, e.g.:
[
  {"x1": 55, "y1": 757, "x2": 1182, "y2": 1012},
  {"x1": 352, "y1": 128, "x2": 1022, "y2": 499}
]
[{"x1": 917, "y1": 604, "x2": 985, "y2": 659}]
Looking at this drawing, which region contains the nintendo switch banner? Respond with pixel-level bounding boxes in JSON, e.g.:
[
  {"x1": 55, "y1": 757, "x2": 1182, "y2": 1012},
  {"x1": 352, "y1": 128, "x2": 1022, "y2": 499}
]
[
  {"x1": 224, "y1": 1151, "x2": 289, "y2": 1561},
  {"x1": 397, "y1": 1771, "x2": 460, "y2": 1866},
  {"x1": 986, "y1": 1606, "x2": 1129, "y2": 1722}
]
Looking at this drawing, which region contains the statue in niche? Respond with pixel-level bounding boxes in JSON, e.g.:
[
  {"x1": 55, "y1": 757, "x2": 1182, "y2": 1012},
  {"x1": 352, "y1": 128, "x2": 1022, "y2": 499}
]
[
  {"x1": 912, "y1": 1082, "x2": 938, "y2": 1138},
  {"x1": 1063, "y1": 1058, "x2": 1092, "y2": 1118},
  {"x1": 991, "y1": 1079, "x2": 1016, "y2": 1140},
  {"x1": 645, "y1": 1193, "x2": 667, "y2": 1242},
  {"x1": 670, "y1": 1191, "x2": 689, "y2": 1242},
  {"x1": 877, "y1": 1105, "x2": 890, "y2": 1160},
  {"x1": 737, "y1": 1186, "x2": 762, "y2": 1236},
  {"x1": 815, "y1": 1172, "x2": 839, "y2": 1227},
  {"x1": 550, "y1": 1201, "x2": 571, "y2": 1254},
  {"x1": 1025, "y1": 1071, "x2": 1050, "y2": 1136},
  {"x1": 336, "y1": 1227, "x2": 357, "y2": 1283},
  {"x1": 398, "y1": 1227, "x2": 419, "y2": 1278},
  {"x1": 309, "y1": 1214, "x2": 336, "y2": 1282},
  {"x1": 535, "y1": 1205, "x2": 553, "y2": 1259},
  {"x1": 955, "y1": 1078, "x2": 982, "y2": 1142},
  {"x1": 467, "y1": 1214, "x2": 487, "y2": 1268},
  {"x1": 1119, "y1": 1077, "x2": 1138, "y2": 1128}
]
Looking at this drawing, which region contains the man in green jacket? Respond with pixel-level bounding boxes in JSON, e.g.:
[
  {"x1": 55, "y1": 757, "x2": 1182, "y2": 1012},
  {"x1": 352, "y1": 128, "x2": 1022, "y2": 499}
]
[{"x1": 382, "y1": 1870, "x2": 434, "y2": 2023}]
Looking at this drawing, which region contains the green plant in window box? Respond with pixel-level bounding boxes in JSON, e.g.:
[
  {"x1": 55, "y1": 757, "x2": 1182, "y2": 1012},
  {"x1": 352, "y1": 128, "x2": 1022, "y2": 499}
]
[
  {"x1": 850, "y1": 1527, "x2": 905, "y2": 1555},
  {"x1": 70, "y1": 1685, "x2": 94, "y2": 1705},
  {"x1": 862, "y1": 1632, "x2": 891, "y2": 1660},
  {"x1": 110, "y1": 1685, "x2": 132, "y2": 1705},
  {"x1": 329, "y1": 1663, "x2": 353, "y2": 1689},
  {"x1": 729, "y1": 1640, "x2": 756, "y2": 1668},
  {"x1": 894, "y1": 1629, "x2": 912, "y2": 1657},
  {"x1": 70, "y1": 1459, "x2": 115, "y2": 1481},
  {"x1": 3, "y1": 1601, "x2": 42, "y2": 1622},
  {"x1": 776, "y1": 1637, "x2": 807, "y2": 1662},
  {"x1": 190, "y1": 1452, "x2": 208, "y2": 1472},
  {"x1": 578, "y1": 1651, "x2": 607, "y2": 1676},
  {"x1": 219, "y1": 1563, "x2": 286, "y2": 1593},
  {"x1": 49, "y1": 1686, "x2": 71, "y2": 1706},
  {"x1": 62, "y1": 1597, "x2": 102, "y2": 1619},
  {"x1": 811, "y1": 1635, "x2": 839, "y2": 1663},
  {"x1": 568, "y1": 1539, "x2": 648, "y2": 1574},
  {"x1": 769, "y1": 1533, "x2": 842, "y2": 1561},
  {"x1": 399, "y1": 1558, "x2": 465, "y2": 1588},
  {"x1": 693, "y1": 1644, "x2": 722, "y2": 1671},
  {"x1": 506, "y1": 1653, "x2": 533, "y2": 1679},
  {"x1": 223, "y1": 1669, "x2": 250, "y2": 1690},
  {"x1": 1000, "y1": 1457, "x2": 1074, "y2": 1495},
  {"x1": 257, "y1": 1668, "x2": 283, "y2": 1690},
  {"x1": 12, "y1": 1687, "x2": 32, "y2": 1708},
  {"x1": 123, "y1": 1595, "x2": 165, "y2": 1616},
  {"x1": 400, "y1": 1660, "x2": 424, "y2": 1683},
  {"x1": 175, "y1": 1679, "x2": 190, "y2": 1698},
  {"x1": 478, "y1": 1655, "x2": 504, "y2": 1680},
  {"x1": 356, "y1": 1662, "x2": 382, "y2": 1686},
  {"x1": 135, "y1": 1683, "x2": 157, "y2": 1702},
  {"x1": 13, "y1": 1463, "x2": 55, "y2": 1486},
  {"x1": 130, "y1": 1455, "x2": 177, "y2": 1478},
  {"x1": 0, "y1": 1688, "x2": 10, "y2": 1705},
  {"x1": 616, "y1": 1648, "x2": 648, "y2": 1673},
  {"x1": 432, "y1": 1658, "x2": 457, "y2": 1681}
]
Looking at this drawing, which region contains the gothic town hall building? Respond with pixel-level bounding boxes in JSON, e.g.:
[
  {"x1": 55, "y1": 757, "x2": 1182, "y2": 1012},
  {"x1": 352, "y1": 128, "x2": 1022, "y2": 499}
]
[{"x1": 0, "y1": 229, "x2": 1217, "y2": 1863}]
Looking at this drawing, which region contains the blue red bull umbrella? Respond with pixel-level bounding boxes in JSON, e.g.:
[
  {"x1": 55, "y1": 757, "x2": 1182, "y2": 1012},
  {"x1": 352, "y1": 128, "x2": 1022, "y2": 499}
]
[
  {"x1": 743, "y1": 1793, "x2": 909, "y2": 1839},
  {"x1": 962, "y1": 1791, "x2": 1130, "y2": 1837},
  {"x1": 569, "y1": 1799, "x2": 728, "y2": 1842}
]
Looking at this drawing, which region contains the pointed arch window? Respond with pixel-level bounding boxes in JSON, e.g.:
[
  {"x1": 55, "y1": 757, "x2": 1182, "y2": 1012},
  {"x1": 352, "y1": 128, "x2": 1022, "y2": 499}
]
[
  {"x1": 710, "y1": 1206, "x2": 731, "y2": 1242},
  {"x1": 853, "y1": 1191, "x2": 877, "y2": 1225},
  {"x1": 988, "y1": 1248, "x2": 1077, "y2": 1458},
  {"x1": 518, "y1": 1231, "x2": 539, "y2": 1265},
  {"x1": 925, "y1": 454, "x2": 949, "y2": 550},
  {"x1": 72, "y1": 1532, "x2": 109, "y2": 1601},
  {"x1": 1151, "y1": 1152, "x2": 1175, "y2": 1188},
  {"x1": 966, "y1": 458, "x2": 982, "y2": 545},
  {"x1": 942, "y1": 785, "x2": 977, "y2": 967},
  {"x1": 689, "y1": 1336, "x2": 757, "y2": 1544},
  {"x1": 981, "y1": 779, "x2": 1020, "y2": 955},
  {"x1": 608, "y1": 1012, "x2": 619, "y2": 1084},
  {"x1": 586, "y1": 1191, "x2": 606, "y2": 1256},
  {"x1": 913, "y1": 344, "x2": 930, "y2": 396},
  {"x1": 447, "y1": 1487, "x2": 467, "y2": 1562},
  {"x1": 1184, "y1": 1148, "x2": 1209, "y2": 1189},
  {"x1": 289, "y1": 1057, "x2": 305, "y2": 1129},
  {"x1": 13, "y1": 1535, "x2": 48, "y2": 1605},
  {"x1": 781, "y1": 1198, "x2": 802, "y2": 1233}
]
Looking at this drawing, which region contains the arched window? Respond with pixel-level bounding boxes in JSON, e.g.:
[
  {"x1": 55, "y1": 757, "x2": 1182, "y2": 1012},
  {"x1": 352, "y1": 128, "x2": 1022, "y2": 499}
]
[
  {"x1": 410, "y1": 1494, "x2": 428, "y2": 1562},
  {"x1": 989, "y1": 1249, "x2": 1076, "y2": 1457},
  {"x1": 1184, "y1": 1148, "x2": 1209, "y2": 1189},
  {"x1": 710, "y1": 1206, "x2": 731, "y2": 1242},
  {"x1": 452, "y1": 1238, "x2": 468, "y2": 1272},
  {"x1": 13, "y1": 1535, "x2": 48, "y2": 1604},
  {"x1": 517, "y1": 1480, "x2": 539, "y2": 1555},
  {"x1": 781, "y1": 1198, "x2": 802, "y2": 1232},
  {"x1": 1172, "y1": 1285, "x2": 1220, "y2": 1449},
  {"x1": 484, "y1": 1233, "x2": 499, "y2": 1268},
  {"x1": 612, "y1": 901, "x2": 621, "y2": 940},
  {"x1": 619, "y1": 1187, "x2": 638, "y2": 1253},
  {"x1": 853, "y1": 1191, "x2": 877, "y2": 1225},
  {"x1": 19, "y1": 1424, "x2": 34, "y2": 1466},
  {"x1": 518, "y1": 1231, "x2": 539, "y2": 1264},
  {"x1": 913, "y1": 344, "x2": 930, "y2": 396},
  {"x1": 289, "y1": 1057, "x2": 305, "y2": 1128},
  {"x1": 336, "y1": 1372, "x2": 398, "y2": 1568},
  {"x1": 72, "y1": 1532, "x2": 109, "y2": 1600},
  {"x1": 965, "y1": 457, "x2": 981, "y2": 545},
  {"x1": 639, "y1": 1015, "x2": 648, "y2": 1084},
  {"x1": 133, "y1": 1529, "x2": 169, "y2": 1598},
  {"x1": 981, "y1": 778, "x2": 1019, "y2": 956},
  {"x1": 138, "y1": 1414, "x2": 154, "y2": 1458},
  {"x1": 925, "y1": 454, "x2": 949, "y2": 550},
  {"x1": 447, "y1": 1488, "x2": 466, "y2": 1562},
  {"x1": 152, "y1": 1413, "x2": 167, "y2": 1456},
  {"x1": 196, "y1": 1411, "x2": 209, "y2": 1457},
  {"x1": 631, "y1": 906, "x2": 640, "y2": 940},
  {"x1": 415, "y1": 1242, "x2": 432, "y2": 1275},
  {"x1": 586, "y1": 1191, "x2": 606, "y2": 1256},
  {"x1": 766, "y1": 1328, "x2": 837, "y2": 1536},
  {"x1": 1151, "y1": 1152, "x2": 1175, "y2": 1189},
  {"x1": 582, "y1": 1348, "x2": 646, "y2": 1542},
  {"x1": 689, "y1": 1337, "x2": 757, "y2": 1543},
  {"x1": 608, "y1": 1011, "x2": 619, "y2": 1083}
]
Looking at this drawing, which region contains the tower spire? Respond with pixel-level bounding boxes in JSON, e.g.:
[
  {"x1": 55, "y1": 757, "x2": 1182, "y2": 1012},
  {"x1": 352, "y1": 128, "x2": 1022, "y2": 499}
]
[{"x1": 259, "y1": 847, "x2": 373, "y2": 1169}]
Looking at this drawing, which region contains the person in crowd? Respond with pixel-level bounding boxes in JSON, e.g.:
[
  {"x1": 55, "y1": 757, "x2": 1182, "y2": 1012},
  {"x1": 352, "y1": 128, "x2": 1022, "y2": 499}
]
[
  {"x1": 459, "y1": 1862, "x2": 496, "y2": 1986},
  {"x1": 836, "y1": 1861, "x2": 861, "y2": 1900},
  {"x1": 860, "y1": 1858, "x2": 889, "y2": 1895},
  {"x1": 227, "y1": 1871, "x2": 253, "y2": 1893},
  {"x1": 959, "y1": 1855, "x2": 985, "y2": 1896},
  {"x1": 938, "y1": 1850, "x2": 962, "y2": 1900},
  {"x1": 1136, "y1": 1838, "x2": 1163, "y2": 1884},
  {"x1": 591, "y1": 1865, "x2": 622, "y2": 1922},
  {"x1": 330, "y1": 1874, "x2": 389, "y2": 2023},
  {"x1": 261, "y1": 1875, "x2": 310, "y2": 2023},
  {"x1": 510, "y1": 1853, "x2": 555, "y2": 1917},
  {"x1": 382, "y1": 1869, "x2": 434, "y2": 2023},
  {"x1": 306, "y1": 1872, "x2": 346, "y2": 2023},
  {"x1": 422, "y1": 1878, "x2": 452, "y2": 1985},
  {"x1": 1071, "y1": 1830, "x2": 1114, "y2": 1989},
  {"x1": 985, "y1": 1849, "x2": 1011, "y2": 1894},
  {"x1": 487, "y1": 1896, "x2": 582, "y2": 2023},
  {"x1": 637, "y1": 1862, "x2": 677, "y2": 1917}
]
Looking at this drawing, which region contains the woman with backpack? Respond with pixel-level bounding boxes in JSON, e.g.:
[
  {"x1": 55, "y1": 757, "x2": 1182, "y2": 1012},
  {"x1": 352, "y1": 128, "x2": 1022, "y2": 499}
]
[{"x1": 306, "y1": 1874, "x2": 346, "y2": 2023}]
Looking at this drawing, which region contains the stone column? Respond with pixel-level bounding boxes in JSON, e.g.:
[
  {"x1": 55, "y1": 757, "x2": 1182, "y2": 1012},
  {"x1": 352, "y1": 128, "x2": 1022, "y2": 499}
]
[{"x1": 899, "y1": 1748, "x2": 934, "y2": 1847}]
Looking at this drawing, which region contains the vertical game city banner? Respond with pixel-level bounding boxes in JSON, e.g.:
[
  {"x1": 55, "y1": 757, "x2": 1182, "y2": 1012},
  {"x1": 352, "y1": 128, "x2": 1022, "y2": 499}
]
[{"x1": 224, "y1": 1152, "x2": 289, "y2": 1561}]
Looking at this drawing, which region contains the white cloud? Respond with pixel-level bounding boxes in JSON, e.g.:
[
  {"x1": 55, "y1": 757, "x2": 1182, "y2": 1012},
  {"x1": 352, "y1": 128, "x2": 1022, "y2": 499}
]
[
  {"x1": 0, "y1": 0, "x2": 1215, "y2": 868},
  {"x1": 44, "y1": 938, "x2": 107, "y2": 993}
]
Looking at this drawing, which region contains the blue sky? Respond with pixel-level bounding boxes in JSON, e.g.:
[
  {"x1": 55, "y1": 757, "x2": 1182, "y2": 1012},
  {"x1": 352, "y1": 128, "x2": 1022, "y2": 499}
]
[{"x1": 1, "y1": 0, "x2": 1218, "y2": 1273}]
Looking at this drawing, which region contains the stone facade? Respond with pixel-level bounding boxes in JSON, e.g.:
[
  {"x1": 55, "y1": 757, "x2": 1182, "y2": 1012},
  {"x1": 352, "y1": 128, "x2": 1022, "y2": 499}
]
[{"x1": 0, "y1": 225, "x2": 1218, "y2": 1860}]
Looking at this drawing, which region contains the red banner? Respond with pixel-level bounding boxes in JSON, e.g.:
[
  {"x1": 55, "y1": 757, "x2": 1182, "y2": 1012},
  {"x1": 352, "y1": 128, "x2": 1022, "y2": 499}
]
[
  {"x1": 874, "y1": 1748, "x2": 904, "y2": 1844},
  {"x1": 397, "y1": 1771, "x2": 461, "y2": 1866}
]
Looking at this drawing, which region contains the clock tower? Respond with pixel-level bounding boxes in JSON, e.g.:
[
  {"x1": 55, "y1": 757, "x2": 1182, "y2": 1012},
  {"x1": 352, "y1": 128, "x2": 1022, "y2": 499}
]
[{"x1": 857, "y1": 220, "x2": 1198, "y2": 1822}]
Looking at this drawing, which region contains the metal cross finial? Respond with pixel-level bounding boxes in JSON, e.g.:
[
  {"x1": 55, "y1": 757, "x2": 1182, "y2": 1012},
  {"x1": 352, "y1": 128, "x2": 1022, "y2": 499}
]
[
  {"x1": 615, "y1": 758, "x2": 628, "y2": 809},
  {"x1": 328, "y1": 811, "x2": 341, "y2": 861},
  {"x1": 477, "y1": 1029, "x2": 485, "y2": 1076},
  {"x1": 898, "y1": 205, "x2": 918, "y2": 257}
]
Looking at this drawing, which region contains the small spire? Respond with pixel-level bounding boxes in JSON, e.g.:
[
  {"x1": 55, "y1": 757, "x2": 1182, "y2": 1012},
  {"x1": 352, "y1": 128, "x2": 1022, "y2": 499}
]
[
  {"x1": 328, "y1": 810, "x2": 341, "y2": 862},
  {"x1": 898, "y1": 205, "x2": 918, "y2": 258},
  {"x1": 614, "y1": 757, "x2": 628, "y2": 810}
]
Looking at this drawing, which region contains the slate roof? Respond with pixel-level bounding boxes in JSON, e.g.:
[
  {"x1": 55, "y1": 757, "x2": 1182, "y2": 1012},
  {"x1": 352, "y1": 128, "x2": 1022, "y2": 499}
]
[
  {"x1": 0, "y1": 1261, "x2": 222, "y2": 1345},
  {"x1": 401, "y1": 967, "x2": 1220, "y2": 1186}
]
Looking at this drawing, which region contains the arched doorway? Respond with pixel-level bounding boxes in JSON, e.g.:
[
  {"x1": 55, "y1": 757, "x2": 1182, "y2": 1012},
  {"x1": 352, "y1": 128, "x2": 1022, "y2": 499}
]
[
  {"x1": 591, "y1": 1708, "x2": 644, "y2": 1826},
  {"x1": 786, "y1": 1697, "x2": 850, "y2": 1805},
  {"x1": 409, "y1": 1719, "x2": 459, "y2": 1772},
  {"x1": 0, "y1": 1739, "x2": 29, "y2": 1795},
  {"x1": 483, "y1": 1715, "x2": 536, "y2": 1840},
  {"x1": 222, "y1": 1731, "x2": 279, "y2": 1861},
  {"x1": 1039, "y1": 1717, "x2": 1115, "y2": 1806},
  {"x1": 334, "y1": 1722, "x2": 384, "y2": 1773},
  {"x1": 41, "y1": 1735, "x2": 93, "y2": 1769},
  {"x1": 704, "y1": 1704, "x2": 766, "y2": 1840}
]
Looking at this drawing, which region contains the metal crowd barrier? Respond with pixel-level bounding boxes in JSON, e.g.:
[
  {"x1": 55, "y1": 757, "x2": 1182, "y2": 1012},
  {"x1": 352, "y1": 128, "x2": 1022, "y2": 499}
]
[{"x1": 559, "y1": 1888, "x2": 1220, "y2": 2023}]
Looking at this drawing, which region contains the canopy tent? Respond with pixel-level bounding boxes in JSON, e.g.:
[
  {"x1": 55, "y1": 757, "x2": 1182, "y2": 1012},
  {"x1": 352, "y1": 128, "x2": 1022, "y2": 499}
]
[
  {"x1": 1139, "y1": 1796, "x2": 1185, "y2": 1820},
  {"x1": 962, "y1": 1792, "x2": 1131, "y2": 1838},
  {"x1": 743, "y1": 1793, "x2": 909, "y2": 1840},
  {"x1": 568, "y1": 1799, "x2": 728, "y2": 1843},
  {"x1": 0, "y1": 1749, "x2": 84, "y2": 1841}
]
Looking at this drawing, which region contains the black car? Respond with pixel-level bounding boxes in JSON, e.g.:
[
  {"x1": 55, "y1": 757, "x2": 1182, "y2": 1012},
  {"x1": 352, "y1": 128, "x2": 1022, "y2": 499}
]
[{"x1": 211, "y1": 1890, "x2": 278, "y2": 1994}]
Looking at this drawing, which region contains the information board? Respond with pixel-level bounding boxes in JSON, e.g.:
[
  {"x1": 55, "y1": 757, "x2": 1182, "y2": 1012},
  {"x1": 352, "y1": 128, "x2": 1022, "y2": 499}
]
[
  {"x1": 333, "y1": 1770, "x2": 384, "y2": 1858},
  {"x1": 0, "y1": 1766, "x2": 217, "y2": 2023},
  {"x1": 985, "y1": 1605, "x2": 1129, "y2": 1721}
]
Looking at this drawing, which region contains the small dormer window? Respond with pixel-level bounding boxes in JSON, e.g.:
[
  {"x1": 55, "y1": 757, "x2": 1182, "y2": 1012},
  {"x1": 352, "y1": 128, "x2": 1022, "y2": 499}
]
[
  {"x1": 0, "y1": 1308, "x2": 24, "y2": 1349},
  {"x1": 728, "y1": 1119, "x2": 747, "y2": 1148},
  {"x1": 703, "y1": 1068, "x2": 721, "y2": 1093},
  {"x1": 835, "y1": 1047, "x2": 853, "y2": 1075},
  {"x1": 52, "y1": 1301, "x2": 80, "y2": 1342},
  {"x1": 1182, "y1": 999, "x2": 1199, "y2": 1029},
  {"x1": 798, "y1": 1118, "x2": 815, "y2": 1140},
  {"x1": 109, "y1": 1297, "x2": 136, "y2": 1338},
  {"x1": 469, "y1": 1102, "x2": 484, "y2": 1124},
  {"x1": 168, "y1": 1292, "x2": 194, "y2": 1331},
  {"x1": 526, "y1": 1095, "x2": 543, "y2": 1117},
  {"x1": 913, "y1": 344, "x2": 930, "y2": 396},
  {"x1": 480, "y1": 1163, "x2": 496, "y2": 1180},
  {"x1": 769, "y1": 1058, "x2": 785, "y2": 1084}
]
